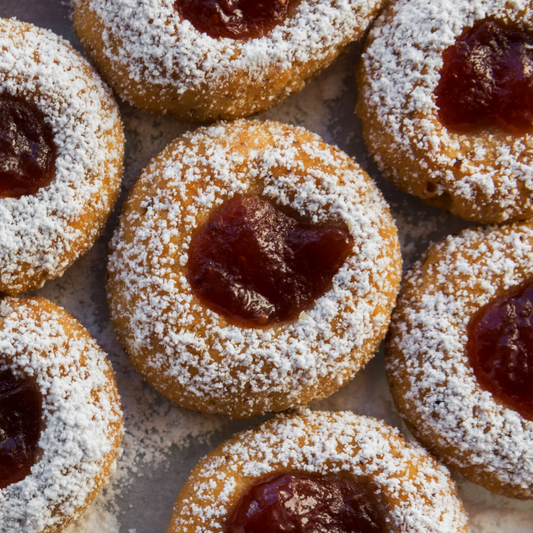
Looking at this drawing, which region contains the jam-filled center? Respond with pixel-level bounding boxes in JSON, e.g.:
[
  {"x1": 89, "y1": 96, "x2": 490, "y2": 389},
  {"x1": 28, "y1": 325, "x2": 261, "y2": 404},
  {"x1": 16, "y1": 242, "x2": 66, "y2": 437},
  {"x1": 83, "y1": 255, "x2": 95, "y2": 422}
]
[
  {"x1": 468, "y1": 280, "x2": 533, "y2": 420},
  {"x1": 226, "y1": 473, "x2": 383, "y2": 533},
  {"x1": 0, "y1": 369, "x2": 42, "y2": 489},
  {"x1": 0, "y1": 95, "x2": 56, "y2": 199},
  {"x1": 187, "y1": 194, "x2": 353, "y2": 327},
  {"x1": 174, "y1": 0, "x2": 297, "y2": 40},
  {"x1": 435, "y1": 19, "x2": 533, "y2": 132}
]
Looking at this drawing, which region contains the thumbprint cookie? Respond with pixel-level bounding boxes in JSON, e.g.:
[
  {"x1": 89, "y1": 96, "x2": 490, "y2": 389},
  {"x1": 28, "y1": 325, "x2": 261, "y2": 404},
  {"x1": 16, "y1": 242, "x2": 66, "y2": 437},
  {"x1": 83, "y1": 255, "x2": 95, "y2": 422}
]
[
  {"x1": 357, "y1": 0, "x2": 533, "y2": 223},
  {"x1": 0, "y1": 296, "x2": 123, "y2": 532},
  {"x1": 73, "y1": 0, "x2": 386, "y2": 122},
  {"x1": 0, "y1": 18, "x2": 124, "y2": 295},
  {"x1": 107, "y1": 120, "x2": 401, "y2": 418},
  {"x1": 168, "y1": 410, "x2": 469, "y2": 533},
  {"x1": 386, "y1": 222, "x2": 533, "y2": 499}
]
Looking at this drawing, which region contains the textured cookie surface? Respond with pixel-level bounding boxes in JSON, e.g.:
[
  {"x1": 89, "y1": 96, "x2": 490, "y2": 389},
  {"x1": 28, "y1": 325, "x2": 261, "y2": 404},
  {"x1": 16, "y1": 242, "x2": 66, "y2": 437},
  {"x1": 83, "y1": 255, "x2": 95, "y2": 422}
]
[
  {"x1": 0, "y1": 18, "x2": 124, "y2": 295},
  {"x1": 386, "y1": 222, "x2": 533, "y2": 499},
  {"x1": 73, "y1": 0, "x2": 385, "y2": 122},
  {"x1": 356, "y1": 0, "x2": 533, "y2": 223},
  {"x1": 168, "y1": 410, "x2": 469, "y2": 533},
  {"x1": 0, "y1": 297, "x2": 123, "y2": 533},
  {"x1": 107, "y1": 120, "x2": 401, "y2": 418}
]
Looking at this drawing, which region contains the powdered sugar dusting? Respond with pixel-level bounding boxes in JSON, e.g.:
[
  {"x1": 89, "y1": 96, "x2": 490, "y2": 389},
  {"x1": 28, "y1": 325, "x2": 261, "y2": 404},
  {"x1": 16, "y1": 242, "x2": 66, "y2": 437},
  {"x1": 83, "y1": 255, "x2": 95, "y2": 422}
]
[
  {"x1": 170, "y1": 410, "x2": 468, "y2": 533},
  {"x1": 0, "y1": 18, "x2": 123, "y2": 294},
  {"x1": 387, "y1": 223, "x2": 533, "y2": 497},
  {"x1": 358, "y1": 0, "x2": 533, "y2": 221},
  {"x1": 4, "y1": 1, "x2": 533, "y2": 528},
  {"x1": 74, "y1": 0, "x2": 382, "y2": 116},
  {"x1": 62, "y1": 371, "x2": 226, "y2": 533},
  {"x1": 64, "y1": 505, "x2": 120, "y2": 533},
  {"x1": 31, "y1": 244, "x2": 228, "y2": 533},
  {"x1": 392, "y1": 205, "x2": 470, "y2": 268},
  {"x1": 0, "y1": 297, "x2": 121, "y2": 533},
  {"x1": 107, "y1": 120, "x2": 401, "y2": 417}
]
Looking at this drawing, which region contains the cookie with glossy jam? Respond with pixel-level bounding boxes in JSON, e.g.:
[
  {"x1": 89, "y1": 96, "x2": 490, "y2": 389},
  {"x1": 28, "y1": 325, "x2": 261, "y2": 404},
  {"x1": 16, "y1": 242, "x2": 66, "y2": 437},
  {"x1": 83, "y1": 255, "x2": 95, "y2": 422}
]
[
  {"x1": 387, "y1": 221, "x2": 533, "y2": 499},
  {"x1": 107, "y1": 120, "x2": 401, "y2": 418},
  {"x1": 0, "y1": 296, "x2": 123, "y2": 533},
  {"x1": 357, "y1": 0, "x2": 533, "y2": 223},
  {"x1": 0, "y1": 18, "x2": 124, "y2": 295},
  {"x1": 73, "y1": 0, "x2": 386, "y2": 122},
  {"x1": 168, "y1": 411, "x2": 469, "y2": 533}
]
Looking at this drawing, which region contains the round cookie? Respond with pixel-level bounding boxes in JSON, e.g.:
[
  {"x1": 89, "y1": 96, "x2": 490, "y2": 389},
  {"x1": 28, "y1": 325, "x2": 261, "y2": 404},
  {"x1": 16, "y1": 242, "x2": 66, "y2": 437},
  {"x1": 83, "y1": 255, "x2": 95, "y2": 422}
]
[
  {"x1": 0, "y1": 18, "x2": 124, "y2": 296},
  {"x1": 0, "y1": 296, "x2": 123, "y2": 533},
  {"x1": 356, "y1": 0, "x2": 533, "y2": 223},
  {"x1": 386, "y1": 222, "x2": 533, "y2": 499},
  {"x1": 168, "y1": 410, "x2": 469, "y2": 533},
  {"x1": 73, "y1": 0, "x2": 386, "y2": 122},
  {"x1": 107, "y1": 120, "x2": 402, "y2": 418}
]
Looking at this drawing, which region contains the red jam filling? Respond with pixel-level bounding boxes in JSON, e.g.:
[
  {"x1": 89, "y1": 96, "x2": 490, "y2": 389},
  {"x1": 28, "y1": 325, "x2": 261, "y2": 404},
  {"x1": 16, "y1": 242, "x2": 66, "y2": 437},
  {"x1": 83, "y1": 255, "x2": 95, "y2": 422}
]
[
  {"x1": 0, "y1": 96, "x2": 56, "y2": 199},
  {"x1": 0, "y1": 369, "x2": 42, "y2": 489},
  {"x1": 468, "y1": 280, "x2": 533, "y2": 420},
  {"x1": 174, "y1": 0, "x2": 297, "y2": 40},
  {"x1": 435, "y1": 19, "x2": 533, "y2": 132},
  {"x1": 187, "y1": 194, "x2": 353, "y2": 327},
  {"x1": 226, "y1": 473, "x2": 383, "y2": 533}
]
